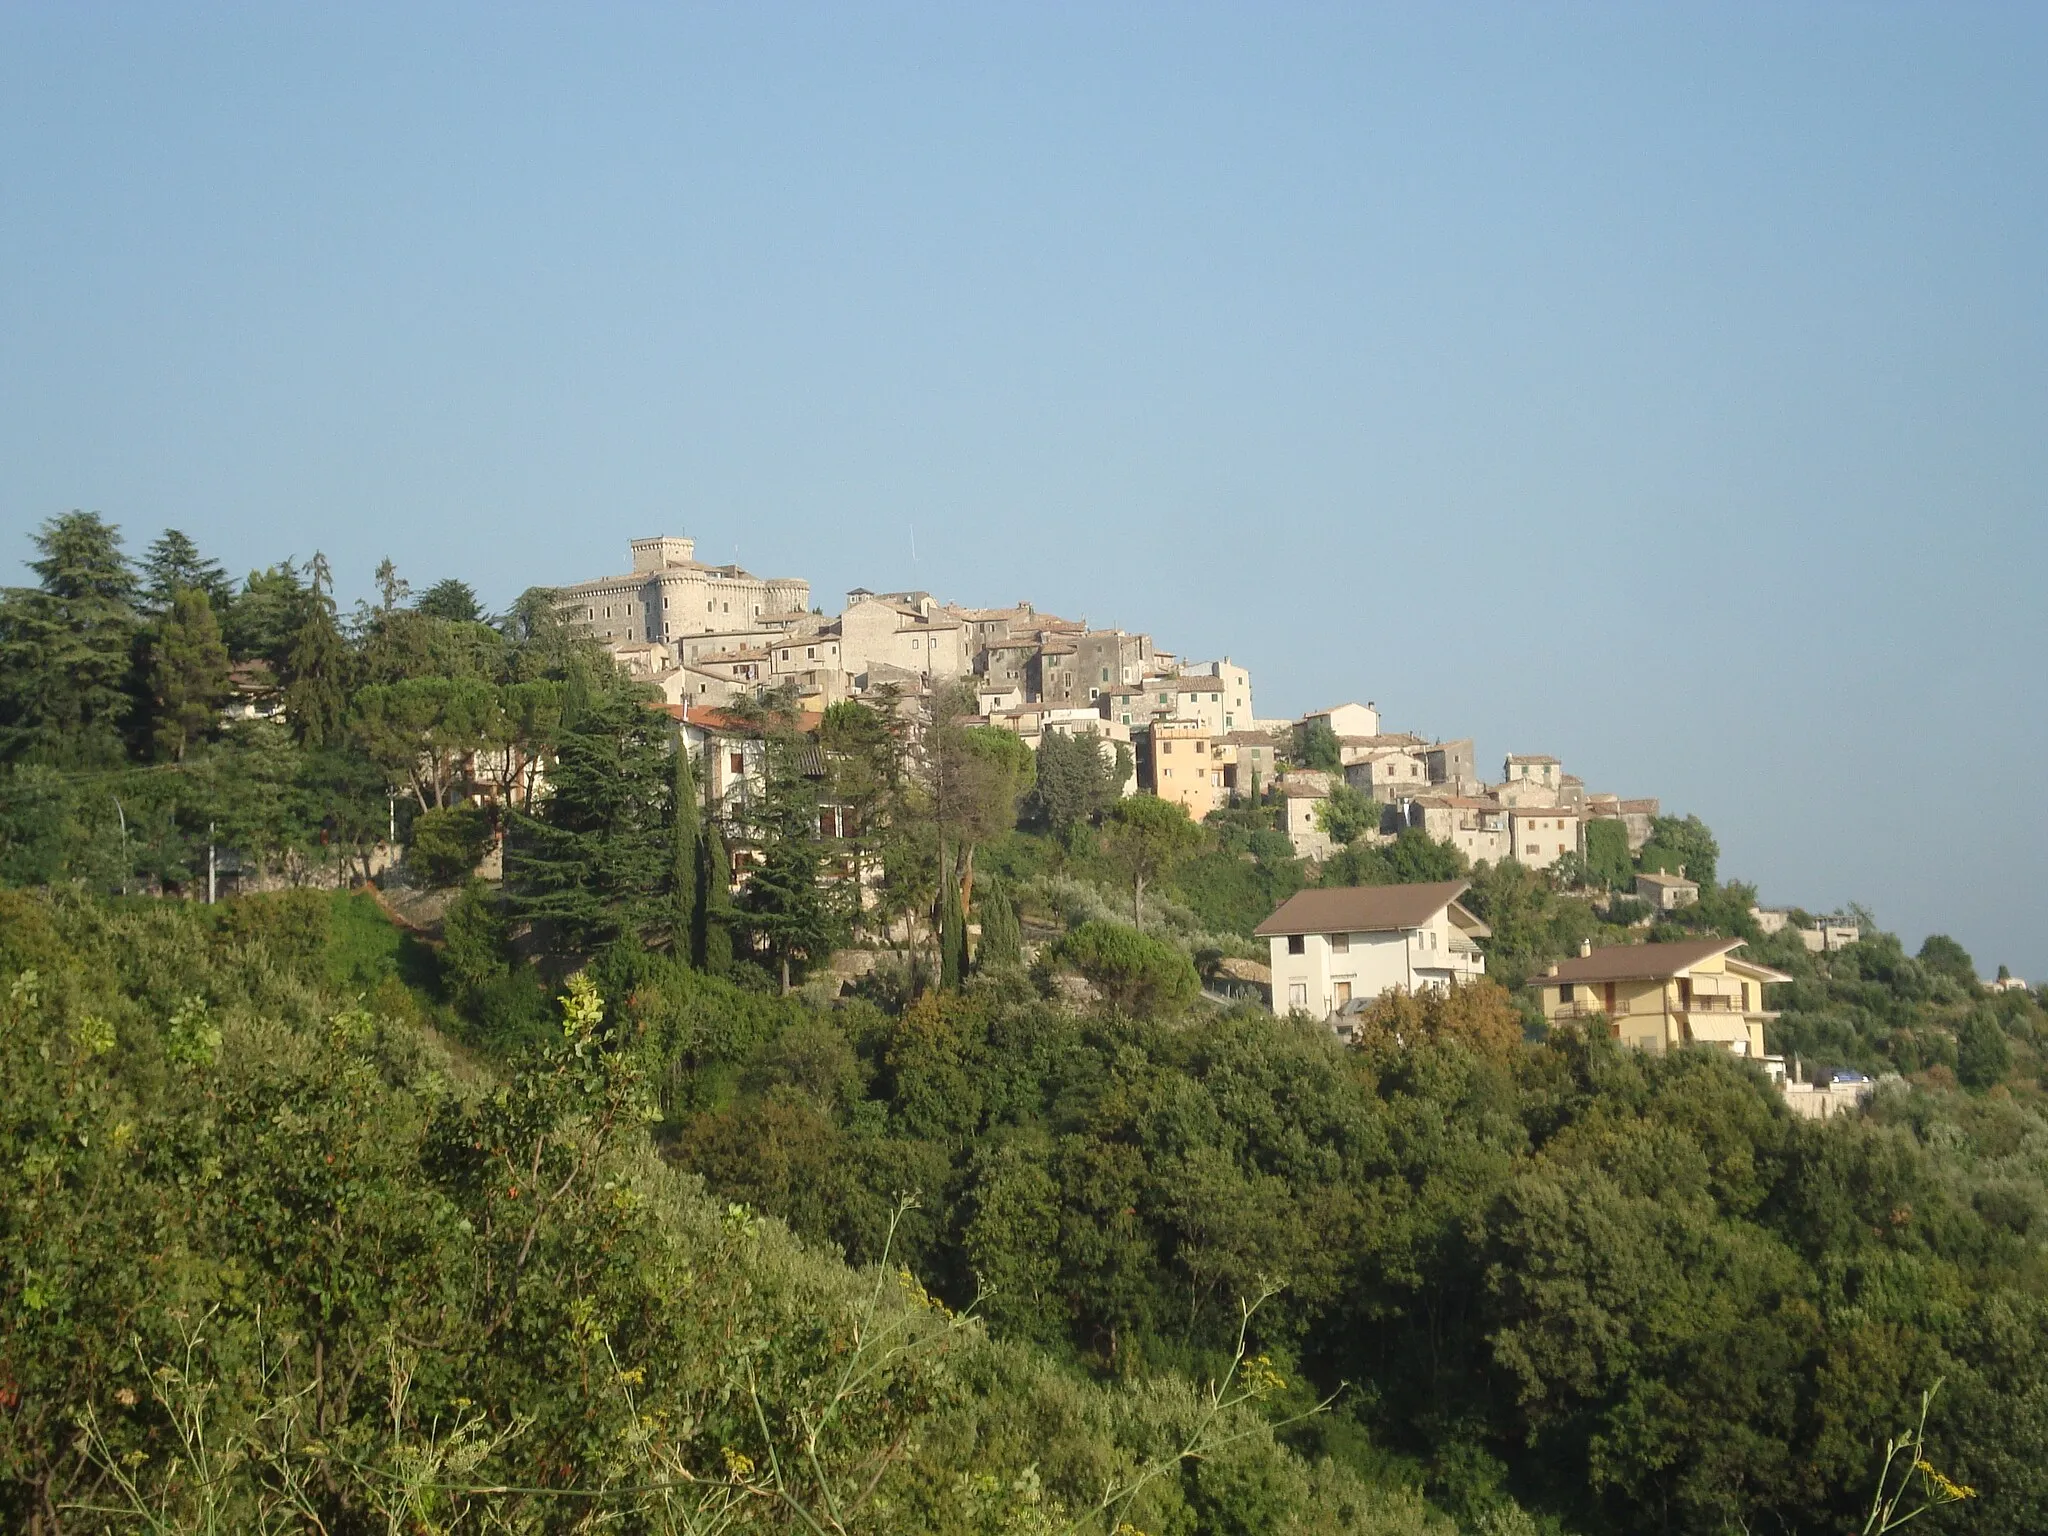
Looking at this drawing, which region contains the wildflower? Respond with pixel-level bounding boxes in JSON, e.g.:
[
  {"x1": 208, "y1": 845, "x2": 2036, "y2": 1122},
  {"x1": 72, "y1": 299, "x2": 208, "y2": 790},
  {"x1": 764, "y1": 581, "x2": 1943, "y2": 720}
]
[{"x1": 1915, "y1": 1459, "x2": 1976, "y2": 1501}]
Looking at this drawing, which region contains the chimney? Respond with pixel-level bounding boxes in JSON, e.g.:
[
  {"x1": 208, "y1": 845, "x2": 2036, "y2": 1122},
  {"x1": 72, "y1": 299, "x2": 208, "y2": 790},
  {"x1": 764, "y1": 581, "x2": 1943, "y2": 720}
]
[
  {"x1": 1546, "y1": 963, "x2": 1560, "y2": 977},
  {"x1": 1578, "y1": 938, "x2": 1593, "y2": 958}
]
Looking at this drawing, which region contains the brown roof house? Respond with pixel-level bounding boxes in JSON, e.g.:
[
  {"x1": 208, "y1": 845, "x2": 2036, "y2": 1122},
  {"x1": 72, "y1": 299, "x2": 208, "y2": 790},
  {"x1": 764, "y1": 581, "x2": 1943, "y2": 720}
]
[
  {"x1": 1256, "y1": 881, "x2": 1490, "y2": 1021},
  {"x1": 1533, "y1": 938, "x2": 1791, "y2": 1060}
]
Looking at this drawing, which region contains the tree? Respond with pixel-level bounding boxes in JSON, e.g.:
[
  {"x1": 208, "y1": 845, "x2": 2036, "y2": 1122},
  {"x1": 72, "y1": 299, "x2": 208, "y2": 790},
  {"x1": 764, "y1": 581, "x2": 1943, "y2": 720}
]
[
  {"x1": 1917, "y1": 934, "x2": 1979, "y2": 990},
  {"x1": 409, "y1": 803, "x2": 493, "y2": 886},
  {"x1": 1349, "y1": 979, "x2": 1524, "y2": 1063},
  {"x1": 1032, "y1": 728, "x2": 1120, "y2": 837},
  {"x1": 1295, "y1": 717, "x2": 1341, "y2": 772},
  {"x1": 140, "y1": 529, "x2": 230, "y2": 617},
  {"x1": 1059, "y1": 920, "x2": 1199, "y2": 1016},
  {"x1": 1585, "y1": 817, "x2": 1634, "y2": 890},
  {"x1": 1640, "y1": 814, "x2": 1719, "y2": 888},
  {"x1": 1955, "y1": 1008, "x2": 2010, "y2": 1089},
  {"x1": 939, "y1": 844, "x2": 969, "y2": 989},
  {"x1": 737, "y1": 744, "x2": 838, "y2": 993},
  {"x1": 670, "y1": 739, "x2": 700, "y2": 961},
  {"x1": 0, "y1": 512, "x2": 139, "y2": 766},
  {"x1": 414, "y1": 578, "x2": 486, "y2": 623},
  {"x1": 976, "y1": 876, "x2": 1022, "y2": 970},
  {"x1": 353, "y1": 676, "x2": 499, "y2": 810},
  {"x1": 145, "y1": 585, "x2": 231, "y2": 761},
  {"x1": 279, "y1": 562, "x2": 351, "y2": 749},
  {"x1": 1103, "y1": 794, "x2": 1205, "y2": 927},
  {"x1": 1315, "y1": 783, "x2": 1382, "y2": 845},
  {"x1": 505, "y1": 686, "x2": 674, "y2": 950},
  {"x1": 222, "y1": 562, "x2": 307, "y2": 663}
]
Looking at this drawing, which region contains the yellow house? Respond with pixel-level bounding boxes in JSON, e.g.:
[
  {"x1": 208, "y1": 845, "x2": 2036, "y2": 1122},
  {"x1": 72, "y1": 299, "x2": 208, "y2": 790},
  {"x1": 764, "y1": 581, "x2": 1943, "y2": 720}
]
[
  {"x1": 1148, "y1": 720, "x2": 1217, "y2": 819},
  {"x1": 1534, "y1": 938, "x2": 1790, "y2": 1059}
]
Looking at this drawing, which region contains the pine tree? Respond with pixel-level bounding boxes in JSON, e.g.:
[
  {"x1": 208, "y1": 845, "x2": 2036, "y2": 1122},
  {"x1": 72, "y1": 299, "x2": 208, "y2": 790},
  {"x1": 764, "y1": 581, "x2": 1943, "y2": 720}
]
[
  {"x1": 140, "y1": 529, "x2": 230, "y2": 617},
  {"x1": 414, "y1": 577, "x2": 486, "y2": 623},
  {"x1": 281, "y1": 589, "x2": 350, "y2": 748},
  {"x1": 670, "y1": 737, "x2": 700, "y2": 962},
  {"x1": 737, "y1": 737, "x2": 836, "y2": 992},
  {"x1": 147, "y1": 585, "x2": 231, "y2": 761},
  {"x1": 975, "y1": 875, "x2": 1022, "y2": 971},
  {"x1": 506, "y1": 686, "x2": 674, "y2": 951},
  {"x1": 0, "y1": 512, "x2": 139, "y2": 766}
]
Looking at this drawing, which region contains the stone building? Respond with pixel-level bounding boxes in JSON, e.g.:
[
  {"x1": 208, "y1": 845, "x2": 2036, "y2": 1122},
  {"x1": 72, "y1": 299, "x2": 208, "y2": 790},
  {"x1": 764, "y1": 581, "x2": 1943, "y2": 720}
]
[{"x1": 557, "y1": 537, "x2": 810, "y2": 646}]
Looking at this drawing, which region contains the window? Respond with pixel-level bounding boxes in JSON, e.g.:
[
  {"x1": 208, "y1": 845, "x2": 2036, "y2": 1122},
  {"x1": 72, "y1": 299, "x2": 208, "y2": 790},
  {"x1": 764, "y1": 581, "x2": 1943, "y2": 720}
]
[
  {"x1": 1334, "y1": 981, "x2": 1352, "y2": 1006},
  {"x1": 1162, "y1": 741, "x2": 1173, "y2": 754},
  {"x1": 1288, "y1": 983, "x2": 1308, "y2": 1009},
  {"x1": 806, "y1": 646, "x2": 816, "y2": 660},
  {"x1": 729, "y1": 752, "x2": 744, "y2": 775},
  {"x1": 1560, "y1": 983, "x2": 1575, "y2": 1003},
  {"x1": 1100, "y1": 667, "x2": 1110, "y2": 682},
  {"x1": 1329, "y1": 933, "x2": 1349, "y2": 953},
  {"x1": 1287, "y1": 934, "x2": 1306, "y2": 955}
]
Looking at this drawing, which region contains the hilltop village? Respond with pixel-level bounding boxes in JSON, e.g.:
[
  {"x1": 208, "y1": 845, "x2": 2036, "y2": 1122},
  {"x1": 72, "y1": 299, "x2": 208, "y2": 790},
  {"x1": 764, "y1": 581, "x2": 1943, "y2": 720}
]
[{"x1": 557, "y1": 534, "x2": 1896, "y2": 1106}]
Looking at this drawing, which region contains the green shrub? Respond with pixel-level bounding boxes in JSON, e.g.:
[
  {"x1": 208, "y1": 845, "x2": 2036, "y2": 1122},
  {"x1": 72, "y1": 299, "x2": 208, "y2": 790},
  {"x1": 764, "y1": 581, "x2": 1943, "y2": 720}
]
[
  {"x1": 1058, "y1": 919, "x2": 1199, "y2": 1016},
  {"x1": 409, "y1": 803, "x2": 492, "y2": 886}
]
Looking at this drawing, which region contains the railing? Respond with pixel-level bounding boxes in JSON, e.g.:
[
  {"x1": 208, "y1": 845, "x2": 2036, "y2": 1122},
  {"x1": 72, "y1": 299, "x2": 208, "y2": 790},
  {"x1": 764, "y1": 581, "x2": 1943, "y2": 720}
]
[{"x1": 1685, "y1": 994, "x2": 1744, "y2": 1013}]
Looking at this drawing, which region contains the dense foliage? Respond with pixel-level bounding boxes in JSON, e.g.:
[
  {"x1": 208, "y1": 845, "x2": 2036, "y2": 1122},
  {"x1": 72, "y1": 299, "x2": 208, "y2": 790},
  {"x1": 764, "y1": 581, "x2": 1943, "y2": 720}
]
[{"x1": 5, "y1": 514, "x2": 2047, "y2": 1534}]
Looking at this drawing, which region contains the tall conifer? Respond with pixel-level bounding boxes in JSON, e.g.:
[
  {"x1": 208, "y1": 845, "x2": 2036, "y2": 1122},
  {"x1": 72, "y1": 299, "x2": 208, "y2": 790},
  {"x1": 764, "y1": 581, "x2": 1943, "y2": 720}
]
[{"x1": 671, "y1": 736, "x2": 700, "y2": 962}]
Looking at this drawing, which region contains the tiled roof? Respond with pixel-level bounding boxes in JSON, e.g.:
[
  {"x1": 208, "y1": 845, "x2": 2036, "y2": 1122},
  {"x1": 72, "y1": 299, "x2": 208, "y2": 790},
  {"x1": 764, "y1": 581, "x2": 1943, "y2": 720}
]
[
  {"x1": 1537, "y1": 939, "x2": 1791, "y2": 986},
  {"x1": 1255, "y1": 881, "x2": 1476, "y2": 937}
]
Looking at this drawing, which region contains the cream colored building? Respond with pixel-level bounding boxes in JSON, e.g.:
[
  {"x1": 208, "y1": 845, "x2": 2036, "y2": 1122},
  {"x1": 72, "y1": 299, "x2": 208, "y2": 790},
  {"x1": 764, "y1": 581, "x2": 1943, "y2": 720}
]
[
  {"x1": 1301, "y1": 702, "x2": 1381, "y2": 740},
  {"x1": 558, "y1": 537, "x2": 810, "y2": 646},
  {"x1": 1344, "y1": 744, "x2": 1431, "y2": 799},
  {"x1": 1276, "y1": 772, "x2": 1336, "y2": 860},
  {"x1": 1497, "y1": 754, "x2": 1565, "y2": 808},
  {"x1": 1507, "y1": 805, "x2": 1582, "y2": 870},
  {"x1": 1533, "y1": 938, "x2": 1790, "y2": 1060},
  {"x1": 1636, "y1": 870, "x2": 1700, "y2": 911},
  {"x1": 1178, "y1": 660, "x2": 1255, "y2": 731},
  {"x1": 1405, "y1": 795, "x2": 1510, "y2": 865},
  {"x1": 1257, "y1": 881, "x2": 1490, "y2": 1018},
  {"x1": 837, "y1": 594, "x2": 969, "y2": 680}
]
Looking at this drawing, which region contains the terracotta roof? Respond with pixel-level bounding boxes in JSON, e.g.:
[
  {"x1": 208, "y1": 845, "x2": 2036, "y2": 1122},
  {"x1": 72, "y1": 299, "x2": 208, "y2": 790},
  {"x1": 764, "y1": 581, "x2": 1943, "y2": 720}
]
[
  {"x1": 1636, "y1": 871, "x2": 1698, "y2": 889},
  {"x1": 1507, "y1": 754, "x2": 1561, "y2": 765},
  {"x1": 1508, "y1": 804, "x2": 1581, "y2": 819},
  {"x1": 1256, "y1": 881, "x2": 1473, "y2": 937},
  {"x1": 1538, "y1": 939, "x2": 1791, "y2": 987}
]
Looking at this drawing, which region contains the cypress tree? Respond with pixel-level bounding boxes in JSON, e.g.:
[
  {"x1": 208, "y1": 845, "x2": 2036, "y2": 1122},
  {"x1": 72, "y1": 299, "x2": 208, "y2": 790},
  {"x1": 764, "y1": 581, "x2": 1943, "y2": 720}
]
[
  {"x1": 940, "y1": 843, "x2": 968, "y2": 989},
  {"x1": 670, "y1": 737, "x2": 700, "y2": 962},
  {"x1": 147, "y1": 585, "x2": 231, "y2": 761},
  {"x1": 696, "y1": 768, "x2": 734, "y2": 975},
  {"x1": 280, "y1": 572, "x2": 350, "y2": 750},
  {"x1": 976, "y1": 875, "x2": 1022, "y2": 971}
]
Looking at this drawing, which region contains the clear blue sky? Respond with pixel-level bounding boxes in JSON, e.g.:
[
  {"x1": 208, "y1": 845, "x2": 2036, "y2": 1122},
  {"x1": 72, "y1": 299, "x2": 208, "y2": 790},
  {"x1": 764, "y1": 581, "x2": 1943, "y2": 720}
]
[{"x1": 3, "y1": 4, "x2": 2043, "y2": 977}]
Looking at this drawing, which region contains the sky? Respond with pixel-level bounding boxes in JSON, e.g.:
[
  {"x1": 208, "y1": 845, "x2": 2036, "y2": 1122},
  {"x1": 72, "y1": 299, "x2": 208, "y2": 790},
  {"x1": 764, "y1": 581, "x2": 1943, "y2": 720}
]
[{"x1": 2, "y1": 4, "x2": 2044, "y2": 977}]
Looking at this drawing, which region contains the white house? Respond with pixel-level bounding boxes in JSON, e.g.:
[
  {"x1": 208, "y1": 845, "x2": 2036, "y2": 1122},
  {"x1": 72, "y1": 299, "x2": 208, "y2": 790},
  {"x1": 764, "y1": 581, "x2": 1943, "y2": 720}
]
[
  {"x1": 1256, "y1": 880, "x2": 1490, "y2": 1018},
  {"x1": 1300, "y1": 702, "x2": 1381, "y2": 740}
]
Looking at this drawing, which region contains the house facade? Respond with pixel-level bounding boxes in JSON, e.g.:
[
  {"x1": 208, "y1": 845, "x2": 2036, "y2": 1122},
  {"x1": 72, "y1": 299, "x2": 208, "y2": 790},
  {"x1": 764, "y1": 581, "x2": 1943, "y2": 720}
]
[
  {"x1": 1507, "y1": 805, "x2": 1582, "y2": 870},
  {"x1": 1146, "y1": 720, "x2": 1218, "y2": 819},
  {"x1": 1256, "y1": 881, "x2": 1491, "y2": 1018},
  {"x1": 1533, "y1": 938, "x2": 1790, "y2": 1059}
]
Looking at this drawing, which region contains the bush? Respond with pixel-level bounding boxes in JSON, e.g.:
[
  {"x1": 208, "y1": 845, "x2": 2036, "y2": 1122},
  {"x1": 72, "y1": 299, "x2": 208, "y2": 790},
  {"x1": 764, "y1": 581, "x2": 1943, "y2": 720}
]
[
  {"x1": 408, "y1": 803, "x2": 492, "y2": 886},
  {"x1": 1057, "y1": 920, "x2": 1200, "y2": 1016}
]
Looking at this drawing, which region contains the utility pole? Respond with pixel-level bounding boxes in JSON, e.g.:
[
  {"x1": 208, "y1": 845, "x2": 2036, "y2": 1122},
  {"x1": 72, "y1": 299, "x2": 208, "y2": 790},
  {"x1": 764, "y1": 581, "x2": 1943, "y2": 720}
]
[{"x1": 207, "y1": 822, "x2": 217, "y2": 905}]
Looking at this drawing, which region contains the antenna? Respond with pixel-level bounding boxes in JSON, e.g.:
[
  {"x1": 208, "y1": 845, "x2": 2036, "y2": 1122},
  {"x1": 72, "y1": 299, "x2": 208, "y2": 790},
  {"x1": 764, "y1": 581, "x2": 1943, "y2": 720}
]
[{"x1": 910, "y1": 520, "x2": 918, "y2": 565}]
